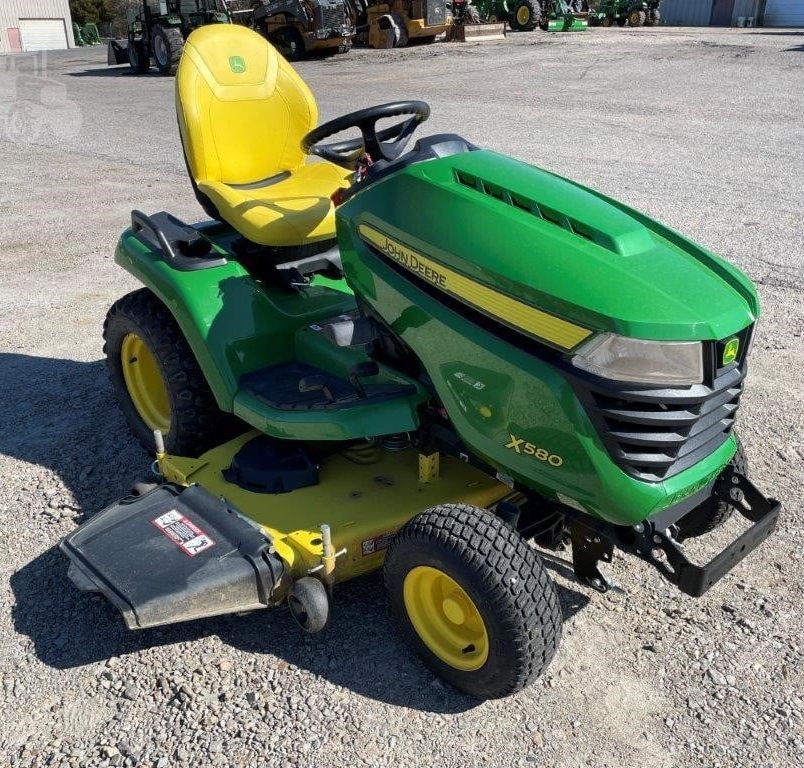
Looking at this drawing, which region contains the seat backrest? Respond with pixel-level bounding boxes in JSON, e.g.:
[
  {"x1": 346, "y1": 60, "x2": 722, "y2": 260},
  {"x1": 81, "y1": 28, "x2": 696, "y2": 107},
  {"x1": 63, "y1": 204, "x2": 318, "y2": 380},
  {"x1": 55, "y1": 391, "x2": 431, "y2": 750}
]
[{"x1": 176, "y1": 25, "x2": 318, "y2": 187}]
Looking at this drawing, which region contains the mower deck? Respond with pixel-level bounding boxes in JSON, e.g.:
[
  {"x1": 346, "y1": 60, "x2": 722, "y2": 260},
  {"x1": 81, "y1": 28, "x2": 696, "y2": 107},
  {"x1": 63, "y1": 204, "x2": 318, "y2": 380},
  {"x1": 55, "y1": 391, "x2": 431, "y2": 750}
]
[
  {"x1": 62, "y1": 432, "x2": 510, "y2": 629},
  {"x1": 159, "y1": 431, "x2": 510, "y2": 582}
]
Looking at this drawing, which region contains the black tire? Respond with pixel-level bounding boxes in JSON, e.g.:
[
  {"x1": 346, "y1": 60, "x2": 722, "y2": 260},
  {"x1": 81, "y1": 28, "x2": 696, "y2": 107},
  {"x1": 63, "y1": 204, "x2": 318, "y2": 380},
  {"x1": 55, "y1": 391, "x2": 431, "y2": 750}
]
[
  {"x1": 384, "y1": 504, "x2": 562, "y2": 699},
  {"x1": 601, "y1": 16, "x2": 614, "y2": 27},
  {"x1": 103, "y1": 288, "x2": 237, "y2": 456},
  {"x1": 510, "y1": 0, "x2": 540, "y2": 31},
  {"x1": 271, "y1": 26, "x2": 306, "y2": 61},
  {"x1": 391, "y1": 14, "x2": 409, "y2": 47},
  {"x1": 127, "y1": 39, "x2": 150, "y2": 74},
  {"x1": 288, "y1": 577, "x2": 330, "y2": 633},
  {"x1": 628, "y1": 9, "x2": 646, "y2": 26},
  {"x1": 677, "y1": 436, "x2": 748, "y2": 540},
  {"x1": 152, "y1": 25, "x2": 183, "y2": 76}
]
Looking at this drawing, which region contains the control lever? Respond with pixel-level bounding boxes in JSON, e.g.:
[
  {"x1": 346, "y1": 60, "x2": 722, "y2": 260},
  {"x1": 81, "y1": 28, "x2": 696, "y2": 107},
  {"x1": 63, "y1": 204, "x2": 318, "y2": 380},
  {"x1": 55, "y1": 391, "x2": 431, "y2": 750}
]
[{"x1": 348, "y1": 361, "x2": 380, "y2": 398}]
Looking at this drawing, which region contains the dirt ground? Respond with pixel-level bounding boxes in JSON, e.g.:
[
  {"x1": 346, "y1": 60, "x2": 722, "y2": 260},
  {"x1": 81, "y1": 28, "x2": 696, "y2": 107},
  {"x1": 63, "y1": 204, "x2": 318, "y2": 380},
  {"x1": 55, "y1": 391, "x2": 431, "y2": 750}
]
[{"x1": 0, "y1": 25, "x2": 802, "y2": 768}]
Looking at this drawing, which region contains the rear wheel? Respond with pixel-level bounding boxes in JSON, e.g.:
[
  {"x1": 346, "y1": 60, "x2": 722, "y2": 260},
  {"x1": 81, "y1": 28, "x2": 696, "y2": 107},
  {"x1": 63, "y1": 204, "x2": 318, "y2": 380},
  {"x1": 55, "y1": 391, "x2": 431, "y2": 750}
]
[
  {"x1": 510, "y1": 0, "x2": 540, "y2": 31},
  {"x1": 152, "y1": 26, "x2": 183, "y2": 75},
  {"x1": 384, "y1": 503, "x2": 562, "y2": 699},
  {"x1": 628, "y1": 9, "x2": 646, "y2": 26},
  {"x1": 104, "y1": 288, "x2": 236, "y2": 456},
  {"x1": 127, "y1": 39, "x2": 149, "y2": 74},
  {"x1": 677, "y1": 436, "x2": 748, "y2": 540}
]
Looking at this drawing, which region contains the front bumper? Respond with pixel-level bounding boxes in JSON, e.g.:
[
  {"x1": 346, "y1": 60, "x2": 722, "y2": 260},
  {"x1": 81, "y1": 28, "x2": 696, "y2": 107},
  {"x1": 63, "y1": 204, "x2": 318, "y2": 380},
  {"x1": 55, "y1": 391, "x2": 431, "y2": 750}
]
[{"x1": 568, "y1": 468, "x2": 780, "y2": 597}]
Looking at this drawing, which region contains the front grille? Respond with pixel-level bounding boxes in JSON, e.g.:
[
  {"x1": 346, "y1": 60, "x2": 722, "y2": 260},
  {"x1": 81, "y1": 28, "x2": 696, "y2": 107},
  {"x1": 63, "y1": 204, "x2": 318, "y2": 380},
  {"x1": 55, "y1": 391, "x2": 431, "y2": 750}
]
[
  {"x1": 571, "y1": 332, "x2": 751, "y2": 482},
  {"x1": 316, "y1": 2, "x2": 346, "y2": 31}
]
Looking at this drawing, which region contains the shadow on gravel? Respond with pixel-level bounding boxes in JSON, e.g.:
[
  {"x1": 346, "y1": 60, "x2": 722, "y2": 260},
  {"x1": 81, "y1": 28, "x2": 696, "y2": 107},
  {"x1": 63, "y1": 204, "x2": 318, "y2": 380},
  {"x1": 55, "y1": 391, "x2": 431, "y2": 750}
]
[
  {"x1": 0, "y1": 353, "x2": 150, "y2": 513},
  {"x1": 12, "y1": 546, "x2": 589, "y2": 712}
]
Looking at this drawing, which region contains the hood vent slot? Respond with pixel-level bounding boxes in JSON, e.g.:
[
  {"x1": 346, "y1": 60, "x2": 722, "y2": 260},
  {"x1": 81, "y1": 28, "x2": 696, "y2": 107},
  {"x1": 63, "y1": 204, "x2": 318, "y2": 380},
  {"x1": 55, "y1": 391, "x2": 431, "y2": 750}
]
[{"x1": 455, "y1": 169, "x2": 613, "y2": 252}]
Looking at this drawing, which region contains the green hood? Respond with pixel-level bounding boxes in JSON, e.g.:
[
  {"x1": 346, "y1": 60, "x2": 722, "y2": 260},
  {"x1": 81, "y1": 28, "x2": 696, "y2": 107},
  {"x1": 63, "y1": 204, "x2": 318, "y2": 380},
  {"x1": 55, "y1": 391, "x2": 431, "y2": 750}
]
[{"x1": 345, "y1": 150, "x2": 758, "y2": 343}]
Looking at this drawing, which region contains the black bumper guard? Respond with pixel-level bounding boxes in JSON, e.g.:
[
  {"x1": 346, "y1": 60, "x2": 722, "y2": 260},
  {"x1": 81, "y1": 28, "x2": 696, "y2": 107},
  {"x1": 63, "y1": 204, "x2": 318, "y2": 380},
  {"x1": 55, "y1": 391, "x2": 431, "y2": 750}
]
[{"x1": 569, "y1": 471, "x2": 780, "y2": 597}]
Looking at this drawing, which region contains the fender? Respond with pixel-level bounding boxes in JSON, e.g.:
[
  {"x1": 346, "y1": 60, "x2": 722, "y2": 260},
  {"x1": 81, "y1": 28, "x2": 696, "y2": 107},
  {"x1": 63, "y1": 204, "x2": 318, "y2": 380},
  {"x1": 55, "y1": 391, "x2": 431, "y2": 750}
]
[{"x1": 114, "y1": 224, "x2": 355, "y2": 411}]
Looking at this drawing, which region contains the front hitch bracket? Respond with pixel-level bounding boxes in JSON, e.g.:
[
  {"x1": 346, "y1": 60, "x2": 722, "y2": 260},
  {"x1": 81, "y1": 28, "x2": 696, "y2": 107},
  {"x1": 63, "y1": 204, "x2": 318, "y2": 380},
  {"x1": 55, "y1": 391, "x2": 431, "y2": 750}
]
[{"x1": 565, "y1": 471, "x2": 780, "y2": 597}]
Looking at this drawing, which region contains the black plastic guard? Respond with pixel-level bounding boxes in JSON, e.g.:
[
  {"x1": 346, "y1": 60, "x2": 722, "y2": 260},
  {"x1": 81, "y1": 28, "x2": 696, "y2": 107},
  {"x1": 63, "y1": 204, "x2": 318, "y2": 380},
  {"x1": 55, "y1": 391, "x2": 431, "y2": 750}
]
[{"x1": 60, "y1": 484, "x2": 284, "y2": 629}]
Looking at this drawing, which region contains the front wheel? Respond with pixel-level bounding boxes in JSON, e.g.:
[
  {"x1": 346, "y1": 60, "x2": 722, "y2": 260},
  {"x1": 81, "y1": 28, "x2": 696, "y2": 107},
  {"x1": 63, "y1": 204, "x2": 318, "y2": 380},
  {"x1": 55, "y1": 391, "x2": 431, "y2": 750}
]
[
  {"x1": 103, "y1": 288, "x2": 236, "y2": 456},
  {"x1": 127, "y1": 39, "x2": 149, "y2": 74},
  {"x1": 384, "y1": 504, "x2": 562, "y2": 699}
]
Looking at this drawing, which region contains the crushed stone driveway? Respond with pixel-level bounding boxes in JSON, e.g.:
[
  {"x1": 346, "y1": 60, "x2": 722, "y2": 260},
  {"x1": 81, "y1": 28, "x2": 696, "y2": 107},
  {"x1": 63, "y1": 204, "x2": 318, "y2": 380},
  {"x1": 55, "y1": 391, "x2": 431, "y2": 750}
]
[{"x1": 0, "y1": 25, "x2": 802, "y2": 768}]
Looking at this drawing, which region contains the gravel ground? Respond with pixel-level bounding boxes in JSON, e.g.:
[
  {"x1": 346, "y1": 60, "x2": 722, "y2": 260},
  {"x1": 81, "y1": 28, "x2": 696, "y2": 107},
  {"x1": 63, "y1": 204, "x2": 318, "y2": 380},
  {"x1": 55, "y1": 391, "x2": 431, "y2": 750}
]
[{"x1": 1, "y1": 26, "x2": 803, "y2": 768}]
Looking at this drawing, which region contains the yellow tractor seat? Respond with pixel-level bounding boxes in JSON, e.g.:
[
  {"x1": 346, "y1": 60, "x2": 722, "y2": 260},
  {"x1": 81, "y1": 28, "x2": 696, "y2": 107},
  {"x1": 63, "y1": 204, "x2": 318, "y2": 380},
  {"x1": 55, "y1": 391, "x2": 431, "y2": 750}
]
[{"x1": 176, "y1": 25, "x2": 352, "y2": 248}]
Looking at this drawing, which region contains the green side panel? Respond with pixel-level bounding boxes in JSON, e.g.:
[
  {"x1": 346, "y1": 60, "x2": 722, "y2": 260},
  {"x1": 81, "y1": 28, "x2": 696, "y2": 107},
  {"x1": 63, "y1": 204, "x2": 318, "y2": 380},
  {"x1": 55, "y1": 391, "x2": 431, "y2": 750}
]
[
  {"x1": 339, "y1": 150, "x2": 758, "y2": 343},
  {"x1": 232, "y1": 389, "x2": 424, "y2": 441},
  {"x1": 114, "y1": 226, "x2": 355, "y2": 410},
  {"x1": 336, "y1": 216, "x2": 738, "y2": 526}
]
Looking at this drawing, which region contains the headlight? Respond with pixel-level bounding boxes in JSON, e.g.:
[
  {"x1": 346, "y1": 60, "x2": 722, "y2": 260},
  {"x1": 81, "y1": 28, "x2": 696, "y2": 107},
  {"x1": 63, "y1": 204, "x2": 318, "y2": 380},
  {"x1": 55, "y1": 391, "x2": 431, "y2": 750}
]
[{"x1": 571, "y1": 333, "x2": 703, "y2": 386}]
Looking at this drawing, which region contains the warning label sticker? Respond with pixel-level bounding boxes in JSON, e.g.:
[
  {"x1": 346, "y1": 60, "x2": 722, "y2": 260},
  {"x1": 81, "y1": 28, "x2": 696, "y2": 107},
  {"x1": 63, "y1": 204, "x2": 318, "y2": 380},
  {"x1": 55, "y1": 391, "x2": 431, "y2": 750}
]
[
  {"x1": 152, "y1": 510, "x2": 215, "y2": 557},
  {"x1": 361, "y1": 532, "x2": 395, "y2": 557}
]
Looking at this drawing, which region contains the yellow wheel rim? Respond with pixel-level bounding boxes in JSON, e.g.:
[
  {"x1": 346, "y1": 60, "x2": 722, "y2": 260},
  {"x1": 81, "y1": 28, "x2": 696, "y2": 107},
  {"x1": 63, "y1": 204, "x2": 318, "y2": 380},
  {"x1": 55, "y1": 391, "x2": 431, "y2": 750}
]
[
  {"x1": 121, "y1": 333, "x2": 171, "y2": 434},
  {"x1": 403, "y1": 566, "x2": 489, "y2": 671},
  {"x1": 516, "y1": 6, "x2": 531, "y2": 25}
]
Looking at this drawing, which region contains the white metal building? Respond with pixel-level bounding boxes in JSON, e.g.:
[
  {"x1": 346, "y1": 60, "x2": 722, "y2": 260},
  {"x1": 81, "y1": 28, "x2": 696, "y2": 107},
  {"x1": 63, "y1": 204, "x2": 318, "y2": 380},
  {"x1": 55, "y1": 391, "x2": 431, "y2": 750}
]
[{"x1": 0, "y1": 0, "x2": 76, "y2": 54}]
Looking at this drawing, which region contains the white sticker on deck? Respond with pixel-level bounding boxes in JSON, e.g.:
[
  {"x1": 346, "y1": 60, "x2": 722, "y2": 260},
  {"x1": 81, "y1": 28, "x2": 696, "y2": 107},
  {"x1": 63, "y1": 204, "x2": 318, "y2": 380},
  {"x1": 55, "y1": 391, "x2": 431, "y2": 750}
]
[{"x1": 152, "y1": 509, "x2": 215, "y2": 557}]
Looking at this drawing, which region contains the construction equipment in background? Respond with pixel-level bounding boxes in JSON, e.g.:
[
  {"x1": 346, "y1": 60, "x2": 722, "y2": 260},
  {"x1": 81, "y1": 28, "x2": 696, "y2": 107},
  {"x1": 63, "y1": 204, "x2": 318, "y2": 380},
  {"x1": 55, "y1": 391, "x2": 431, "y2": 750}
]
[
  {"x1": 447, "y1": 0, "x2": 507, "y2": 39},
  {"x1": 456, "y1": 1, "x2": 585, "y2": 33},
  {"x1": 351, "y1": 0, "x2": 450, "y2": 48},
  {"x1": 250, "y1": 0, "x2": 355, "y2": 59},
  {"x1": 73, "y1": 23, "x2": 86, "y2": 46},
  {"x1": 588, "y1": 0, "x2": 660, "y2": 27},
  {"x1": 539, "y1": 0, "x2": 587, "y2": 30},
  {"x1": 107, "y1": 1, "x2": 231, "y2": 76},
  {"x1": 83, "y1": 23, "x2": 103, "y2": 44},
  {"x1": 465, "y1": 0, "x2": 542, "y2": 31}
]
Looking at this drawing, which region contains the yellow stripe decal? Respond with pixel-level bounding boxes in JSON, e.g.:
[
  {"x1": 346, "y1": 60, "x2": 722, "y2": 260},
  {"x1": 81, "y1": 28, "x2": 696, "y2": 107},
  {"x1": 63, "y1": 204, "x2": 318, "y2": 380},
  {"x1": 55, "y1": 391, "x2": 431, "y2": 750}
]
[{"x1": 358, "y1": 224, "x2": 592, "y2": 351}]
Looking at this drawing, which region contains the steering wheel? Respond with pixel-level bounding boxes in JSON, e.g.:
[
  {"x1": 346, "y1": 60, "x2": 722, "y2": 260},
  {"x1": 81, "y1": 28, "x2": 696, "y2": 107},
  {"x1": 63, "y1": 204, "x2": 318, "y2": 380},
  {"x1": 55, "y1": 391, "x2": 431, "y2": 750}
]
[{"x1": 301, "y1": 101, "x2": 430, "y2": 170}]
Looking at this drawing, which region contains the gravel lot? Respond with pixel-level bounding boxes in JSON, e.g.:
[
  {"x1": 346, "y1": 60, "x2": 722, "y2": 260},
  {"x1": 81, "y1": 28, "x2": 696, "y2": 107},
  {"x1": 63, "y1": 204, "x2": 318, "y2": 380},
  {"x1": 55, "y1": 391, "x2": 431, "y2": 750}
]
[{"x1": 1, "y1": 25, "x2": 803, "y2": 768}]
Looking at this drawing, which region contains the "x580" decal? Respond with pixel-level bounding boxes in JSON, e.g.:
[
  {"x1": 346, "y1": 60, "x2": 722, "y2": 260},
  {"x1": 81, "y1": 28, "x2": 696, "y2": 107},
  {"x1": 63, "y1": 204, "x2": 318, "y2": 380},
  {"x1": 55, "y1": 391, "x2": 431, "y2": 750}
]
[{"x1": 504, "y1": 434, "x2": 564, "y2": 467}]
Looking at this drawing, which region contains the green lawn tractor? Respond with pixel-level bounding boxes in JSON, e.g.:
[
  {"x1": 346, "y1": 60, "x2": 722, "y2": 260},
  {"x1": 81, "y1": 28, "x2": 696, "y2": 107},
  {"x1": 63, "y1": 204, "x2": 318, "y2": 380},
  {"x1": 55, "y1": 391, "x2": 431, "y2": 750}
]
[
  {"x1": 63, "y1": 24, "x2": 780, "y2": 699},
  {"x1": 107, "y1": 0, "x2": 231, "y2": 75}
]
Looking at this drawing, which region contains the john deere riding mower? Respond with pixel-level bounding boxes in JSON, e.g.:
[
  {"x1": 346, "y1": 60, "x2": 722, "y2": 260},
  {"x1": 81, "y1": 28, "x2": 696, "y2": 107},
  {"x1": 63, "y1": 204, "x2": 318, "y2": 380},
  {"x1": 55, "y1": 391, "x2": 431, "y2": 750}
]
[
  {"x1": 108, "y1": 0, "x2": 231, "y2": 75},
  {"x1": 64, "y1": 24, "x2": 779, "y2": 699}
]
